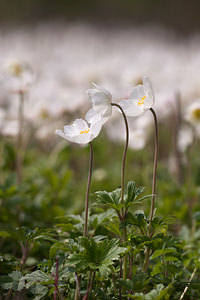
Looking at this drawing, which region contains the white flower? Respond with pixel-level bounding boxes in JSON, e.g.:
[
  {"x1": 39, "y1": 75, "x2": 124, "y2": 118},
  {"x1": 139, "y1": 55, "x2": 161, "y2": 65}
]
[
  {"x1": 185, "y1": 100, "x2": 200, "y2": 125},
  {"x1": 85, "y1": 82, "x2": 112, "y2": 124},
  {"x1": 129, "y1": 129, "x2": 146, "y2": 150},
  {"x1": 177, "y1": 125, "x2": 194, "y2": 152},
  {"x1": 119, "y1": 76, "x2": 155, "y2": 116},
  {"x1": 3, "y1": 58, "x2": 34, "y2": 92},
  {"x1": 55, "y1": 113, "x2": 103, "y2": 144}
]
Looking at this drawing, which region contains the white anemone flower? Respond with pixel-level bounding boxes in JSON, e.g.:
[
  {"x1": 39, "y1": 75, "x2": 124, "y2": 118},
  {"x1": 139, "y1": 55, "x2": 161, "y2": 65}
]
[
  {"x1": 119, "y1": 76, "x2": 155, "y2": 116},
  {"x1": 55, "y1": 113, "x2": 103, "y2": 144},
  {"x1": 177, "y1": 125, "x2": 194, "y2": 152},
  {"x1": 85, "y1": 83, "x2": 112, "y2": 124},
  {"x1": 3, "y1": 58, "x2": 34, "y2": 92},
  {"x1": 185, "y1": 100, "x2": 200, "y2": 126}
]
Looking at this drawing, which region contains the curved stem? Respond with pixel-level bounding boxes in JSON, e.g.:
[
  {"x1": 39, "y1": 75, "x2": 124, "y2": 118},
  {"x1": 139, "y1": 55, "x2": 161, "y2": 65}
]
[
  {"x1": 143, "y1": 108, "x2": 158, "y2": 273},
  {"x1": 111, "y1": 103, "x2": 129, "y2": 282},
  {"x1": 83, "y1": 142, "x2": 94, "y2": 237},
  {"x1": 111, "y1": 103, "x2": 129, "y2": 217},
  {"x1": 149, "y1": 108, "x2": 158, "y2": 233}
]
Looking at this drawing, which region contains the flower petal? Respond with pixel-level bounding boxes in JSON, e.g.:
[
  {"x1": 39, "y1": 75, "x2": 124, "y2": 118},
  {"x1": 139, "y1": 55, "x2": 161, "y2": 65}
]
[
  {"x1": 91, "y1": 82, "x2": 112, "y2": 99},
  {"x1": 130, "y1": 85, "x2": 145, "y2": 100},
  {"x1": 119, "y1": 99, "x2": 143, "y2": 117},
  {"x1": 143, "y1": 76, "x2": 155, "y2": 109}
]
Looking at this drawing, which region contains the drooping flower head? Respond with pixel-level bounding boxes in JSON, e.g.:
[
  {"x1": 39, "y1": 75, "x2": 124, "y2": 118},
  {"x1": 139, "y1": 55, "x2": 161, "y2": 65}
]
[
  {"x1": 119, "y1": 76, "x2": 155, "y2": 116},
  {"x1": 185, "y1": 100, "x2": 200, "y2": 126},
  {"x1": 55, "y1": 113, "x2": 103, "y2": 144},
  {"x1": 85, "y1": 83, "x2": 112, "y2": 124}
]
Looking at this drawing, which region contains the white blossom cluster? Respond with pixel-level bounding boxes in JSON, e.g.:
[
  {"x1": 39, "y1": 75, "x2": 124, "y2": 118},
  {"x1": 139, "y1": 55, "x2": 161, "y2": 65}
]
[{"x1": 1, "y1": 23, "x2": 200, "y2": 149}]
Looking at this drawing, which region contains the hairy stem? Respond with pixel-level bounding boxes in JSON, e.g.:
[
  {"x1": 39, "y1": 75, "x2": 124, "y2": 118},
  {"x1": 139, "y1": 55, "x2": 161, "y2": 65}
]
[
  {"x1": 143, "y1": 108, "x2": 158, "y2": 273},
  {"x1": 83, "y1": 271, "x2": 96, "y2": 300},
  {"x1": 111, "y1": 103, "x2": 129, "y2": 217},
  {"x1": 83, "y1": 142, "x2": 93, "y2": 237},
  {"x1": 16, "y1": 90, "x2": 24, "y2": 184},
  {"x1": 74, "y1": 272, "x2": 81, "y2": 300},
  {"x1": 149, "y1": 108, "x2": 158, "y2": 233},
  {"x1": 111, "y1": 103, "x2": 129, "y2": 281}
]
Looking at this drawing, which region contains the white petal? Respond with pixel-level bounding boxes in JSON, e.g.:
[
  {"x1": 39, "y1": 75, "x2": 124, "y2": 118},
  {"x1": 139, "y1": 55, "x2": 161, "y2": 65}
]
[
  {"x1": 130, "y1": 85, "x2": 145, "y2": 100},
  {"x1": 91, "y1": 82, "x2": 112, "y2": 99},
  {"x1": 55, "y1": 129, "x2": 73, "y2": 142},
  {"x1": 73, "y1": 119, "x2": 88, "y2": 130},
  {"x1": 85, "y1": 108, "x2": 99, "y2": 124},
  {"x1": 90, "y1": 117, "x2": 103, "y2": 139},
  {"x1": 119, "y1": 99, "x2": 143, "y2": 117},
  {"x1": 64, "y1": 124, "x2": 77, "y2": 136},
  {"x1": 143, "y1": 76, "x2": 155, "y2": 109}
]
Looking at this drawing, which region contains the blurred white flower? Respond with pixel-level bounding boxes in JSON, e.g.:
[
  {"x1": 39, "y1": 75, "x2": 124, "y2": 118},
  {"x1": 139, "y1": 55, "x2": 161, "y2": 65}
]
[
  {"x1": 2, "y1": 58, "x2": 34, "y2": 92},
  {"x1": 55, "y1": 113, "x2": 103, "y2": 144},
  {"x1": 1, "y1": 120, "x2": 19, "y2": 137},
  {"x1": 185, "y1": 100, "x2": 200, "y2": 125},
  {"x1": 177, "y1": 125, "x2": 194, "y2": 152},
  {"x1": 85, "y1": 83, "x2": 112, "y2": 124},
  {"x1": 93, "y1": 168, "x2": 107, "y2": 181},
  {"x1": 119, "y1": 76, "x2": 155, "y2": 116},
  {"x1": 129, "y1": 128, "x2": 146, "y2": 150}
]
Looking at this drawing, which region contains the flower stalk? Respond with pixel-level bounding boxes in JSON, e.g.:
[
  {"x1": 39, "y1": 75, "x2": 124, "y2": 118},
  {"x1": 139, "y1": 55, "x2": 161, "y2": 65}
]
[
  {"x1": 111, "y1": 103, "x2": 129, "y2": 281},
  {"x1": 54, "y1": 257, "x2": 59, "y2": 300},
  {"x1": 149, "y1": 108, "x2": 158, "y2": 233},
  {"x1": 83, "y1": 142, "x2": 94, "y2": 237},
  {"x1": 143, "y1": 108, "x2": 158, "y2": 273}
]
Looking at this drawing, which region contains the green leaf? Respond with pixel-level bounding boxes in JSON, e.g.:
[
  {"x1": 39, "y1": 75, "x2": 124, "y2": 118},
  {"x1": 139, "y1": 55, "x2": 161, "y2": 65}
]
[
  {"x1": 95, "y1": 189, "x2": 122, "y2": 212},
  {"x1": 119, "y1": 274, "x2": 149, "y2": 292},
  {"x1": 151, "y1": 248, "x2": 176, "y2": 260},
  {"x1": 18, "y1": 270, "x2": 51, "y2": 291},
  {"x1": 124, "y1": 181, "x2": 145, "y2": 209},
  {"x1": 0, "y1": 271, "x2": 22, "y2": 291},
  {"x1": 67, "y1": 237, "x2": 126, "y2": 272},
  {"x1": 0, "y1": 231, "x2": 11, "y2": 238}
]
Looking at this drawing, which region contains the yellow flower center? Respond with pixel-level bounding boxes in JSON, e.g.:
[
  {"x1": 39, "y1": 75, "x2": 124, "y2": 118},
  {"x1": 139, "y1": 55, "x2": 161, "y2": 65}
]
[
  {"x1": 192, "y1": 108, "x2": 200, "y2": 121},
  {"x1": 137, "y1": 96, "x2": 146, "y2": 105},
  {"x1": 80, "y1": 129, "x2": 90, "y2": 134}
]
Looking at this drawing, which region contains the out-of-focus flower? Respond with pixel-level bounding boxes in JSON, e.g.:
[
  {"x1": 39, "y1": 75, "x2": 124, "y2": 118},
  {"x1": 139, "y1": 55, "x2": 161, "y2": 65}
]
[
  {"x1": 85, "y1": 83, "x2": 112, "y2": 124},
  {"x1": 119, "y1": 76, "x2": 155, "y2": 116},
  {"x1": 129, "y1": 128, "x2": 146, "y2": 150},
  {"x1": 55, "y1": 113, "x2": 103, "y2": 144},
  {"x1": 93, "y1": 168, "x2": 107, "y2": 181},
  {"x1": 1, "y1": 120, "x2": 19, "y2": 137},
  {"x1": 177, "y1": 125, "x2": 194, "y2": 152},
  {"x1": 3, "y1": 58, "x2": 34, "y2": 92},
  {"x1": 185, "y1": 100, "x2": 200, "y2": 125}
]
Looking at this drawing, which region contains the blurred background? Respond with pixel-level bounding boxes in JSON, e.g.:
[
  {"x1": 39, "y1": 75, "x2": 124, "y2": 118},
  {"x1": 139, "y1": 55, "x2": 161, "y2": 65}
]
[{"x1": 0, "y1": 0, "x2": 200, "y2": 226}]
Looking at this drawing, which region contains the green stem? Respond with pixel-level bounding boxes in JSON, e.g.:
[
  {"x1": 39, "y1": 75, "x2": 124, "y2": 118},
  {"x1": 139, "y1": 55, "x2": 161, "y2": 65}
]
[
  {"x1": 16, "y1": 90, "x2": 24, "y2": 184},
  {"x1": 144, "y1": 108, "x2": 158, "y2": 273},
  {"x1": 83, "y1": 142, "x2": 93, "y2": 237},
  {"x1": 111, "y1": 103, "x2": 129, "y2": 217},
  {"x1": 75, "y1": 272, "x2": 81, "y2": 300},
  {"x1": 111, "y1": 103, "x2": 129, "y2": 282},
  {"x1": 149, "y1": 108, "x2": 158, "y2": 233}
]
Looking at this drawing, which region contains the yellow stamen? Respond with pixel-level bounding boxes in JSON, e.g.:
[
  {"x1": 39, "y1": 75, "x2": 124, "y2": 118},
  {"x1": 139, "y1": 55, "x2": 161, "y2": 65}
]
[
  {"x1": 137, "y1": 96, "x2": 146, "y2": 105},
  {"x1": 192, "y1": 108, "x2": 200, "y2": 121},
  {"x1": 80, "y1": 129, "x2": 90, "y2": 134}
]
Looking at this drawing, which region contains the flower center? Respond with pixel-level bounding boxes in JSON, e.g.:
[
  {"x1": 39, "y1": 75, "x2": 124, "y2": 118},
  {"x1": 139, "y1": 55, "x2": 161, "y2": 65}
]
[
  {"x1": 137, "y1": 96, "x2": 146, "y2": 105},
  {"x1": 80, "y1": 129, "x2": 90, "y2": 134},
  {"x1": 192, "y1": 108, "x2": 200, "y2": 121}
]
